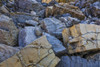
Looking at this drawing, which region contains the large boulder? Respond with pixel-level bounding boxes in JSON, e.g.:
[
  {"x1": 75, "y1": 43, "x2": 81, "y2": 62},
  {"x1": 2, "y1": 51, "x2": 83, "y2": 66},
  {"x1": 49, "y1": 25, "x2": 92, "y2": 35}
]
[
  {"x1": 0, "y1": 15, "x2": 18, "y2": 46},
  {"x1": 45, "y1": 3, "x2": 85, "y2": 20},
  {"x1": 0, "y1": 44, "x2": 19, "y2": 63},
  {"x1": 19, "y1": 27, "x2": 37, "y2": 47},
  {"x1": 43, "y1": 33, "x2": 67, "y2": 56},
  {"x1": 62, "y1": 24, "x2": 100, "y2": 54},
  {"x1": 41, "y1": 18, "x2": 66, "y2": 38},
  {"x1": 0, "y1": 36, "x2": 60, "y2": 67}
]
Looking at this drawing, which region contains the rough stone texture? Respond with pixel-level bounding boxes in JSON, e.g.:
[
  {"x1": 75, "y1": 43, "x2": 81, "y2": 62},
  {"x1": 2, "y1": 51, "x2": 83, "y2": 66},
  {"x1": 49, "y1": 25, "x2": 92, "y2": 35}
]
[
  {"x1": 19, "y1": 27, "x2": 37, "y2": 47},
  {"x1": 41, "y1": 18, "x2": 66, "y2": 37},
  {"x1": 56, "y1": 56, "x2": 100, "y2": 67},
  {"x1": 87, "y1": 52, "x2": 100, "y2": 61},
  {"x1": 0, "y1": 15, "x2": 18, "y2": 46},
  {"x1": 9, "y1": 12, "x2": 35, "y2": 27},
  {"x1": 15, "y1": 0, "x2": 44, "y2": 13},
  {"x1": 0, "y1": 44, "x2": 19, "y2": 63},
  {"x1": 43, "y1": 33, "x2": 67, "y2": 56},
  {"x1": 59, "y1": 16, "x2": 80, "y2": 27},
  {"x1": 45, "y1": 3, "x2": 85, "y2": 20},
  {"x1": 62, "y1": 24, "x2": 100, "y2": 54},
  {"x1": 91, "y1": 1, "x2": 100, "y2": 17},
  {"x1": 0, "y1": 36, "x2": 60, "y2": 67}
]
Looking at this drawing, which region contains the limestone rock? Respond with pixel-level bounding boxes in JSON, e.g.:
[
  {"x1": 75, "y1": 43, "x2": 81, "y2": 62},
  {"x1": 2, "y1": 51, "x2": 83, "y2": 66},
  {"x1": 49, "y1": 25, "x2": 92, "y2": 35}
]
[
  {"x1": 41, "y1": 18, "x2": 66, "y2": 37},
  {"x1": 0, "y1": 15, "x2": 18, "y2": 46},
  {"x1": 45, "y1": 3, "x2": 85, "y2": 20},
  {"x1": 62, "y1": 24, "x2": 100, "y2": 54},
  {"x1": 18, "y1": 27, "x2": 37, "y2": 47},
  {"x1": 0, "y1": 36, "x2": 60, "y2": 67},
  {"x1": 0, "y1": 44, "x2": 19, "y2": 63},
  {"x1": 43, "y1": 33, "x2": 67, "y2": 56},
  {"x1": 56, "y1": 56, "x2": 100, "y2": 67}
]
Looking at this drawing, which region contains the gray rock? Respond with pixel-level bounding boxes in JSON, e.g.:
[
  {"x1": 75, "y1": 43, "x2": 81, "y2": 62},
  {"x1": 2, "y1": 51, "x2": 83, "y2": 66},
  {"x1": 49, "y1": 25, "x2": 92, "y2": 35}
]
[
  {"x1": 59, "y1": 16, "x2": 80, "y2": 27},
  {"x1": 34, "y1": 26, "x2": 42, "y2": 36},
  {"x1": 41, "y1": 18, "x2": 66, "y2": 37},
  {"x1": 25, "y1": 20, "x2": 39, "y2": 26},
  {"x1": 0, "y1": 44, "x2": 19, "y2": 63},
  {"x1": 43, "y1": 33, "x2": 67, "y2": 56},
  {"x1": 15, "y1": 0, "x2": 44, "y2": 13},
  {"x1": 18, "y1": 27, "x2": 37, "y2": 47},
  {"x1": 56, "y1": 56, "x2": 100, "y2": 67}
]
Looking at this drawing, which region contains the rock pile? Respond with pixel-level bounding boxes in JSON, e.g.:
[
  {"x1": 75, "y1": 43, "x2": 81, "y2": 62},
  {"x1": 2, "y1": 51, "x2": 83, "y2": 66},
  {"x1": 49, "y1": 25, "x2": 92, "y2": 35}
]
[{"x1": 0, "y1": 0, "x2": 100, "y2": 67}]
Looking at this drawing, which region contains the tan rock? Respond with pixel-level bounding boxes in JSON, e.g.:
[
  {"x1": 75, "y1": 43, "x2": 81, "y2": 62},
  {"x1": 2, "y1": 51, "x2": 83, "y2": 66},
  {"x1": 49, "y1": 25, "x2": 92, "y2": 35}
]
[
  {"x1": 0, "y1": 36, "x2": 60, "y2": 67},
  {"x1": 0, "y1": 15, "x2": 18, "y2": 46},
  {"x1": 45, "y1": 3, "x2": 85, "y2": 20},
  {"x1": 62, "y1": 24, "x2": 100, "y2": 54}
]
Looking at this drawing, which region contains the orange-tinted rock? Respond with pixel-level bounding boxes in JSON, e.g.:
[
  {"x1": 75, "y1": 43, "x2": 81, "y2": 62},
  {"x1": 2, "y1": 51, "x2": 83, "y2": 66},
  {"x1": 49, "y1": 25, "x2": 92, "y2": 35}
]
[{"x1": 62, "y1": 24, "x2": 100, "y2": 54}]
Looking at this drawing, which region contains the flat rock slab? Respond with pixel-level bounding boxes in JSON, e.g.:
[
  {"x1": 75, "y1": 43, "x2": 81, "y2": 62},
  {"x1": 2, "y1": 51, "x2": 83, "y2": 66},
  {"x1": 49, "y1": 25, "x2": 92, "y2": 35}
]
[
  {"x1": 62, "y1": 24, "x2": 100, "y2": 54},
  {"x1": 56, "y1": 56, "x2": 100, "y2": 67},
  {"x1": 0, "y1": 36, "x2": 60, "y2": 67},
  {"x1": 0, "y1": 15, "x2": 18, "y2": 46},
  {"x1": 45, "y1": 3, "x2": 85, "y2": 20}
]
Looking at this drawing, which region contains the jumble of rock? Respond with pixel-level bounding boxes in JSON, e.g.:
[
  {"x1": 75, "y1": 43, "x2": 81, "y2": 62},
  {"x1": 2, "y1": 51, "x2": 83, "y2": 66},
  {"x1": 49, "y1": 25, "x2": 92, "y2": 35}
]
[{"x1": 0, "y1": 0, "x2": 100, "y2": 67}]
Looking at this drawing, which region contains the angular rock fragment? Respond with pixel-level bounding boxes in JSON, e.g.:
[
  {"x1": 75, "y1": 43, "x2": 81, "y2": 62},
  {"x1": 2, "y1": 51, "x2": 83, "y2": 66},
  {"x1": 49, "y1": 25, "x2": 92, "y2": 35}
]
[
  {"x1": 0, "y1": 44, "x2": 19, "y2": 63},
  {"x1": 45, "y1": 3, "x2": 85, "y2": 20},
  {"x1": 19, "y1": 27, "x2": 37, "y2": 47},
  {"x1": 59, "y1": 16, "x2": 80, "y2": 27},
  {"x1": 25, "y1": 20, "x2": 39, "y2": 26},
  {"x1": 0, "y1": 15, "x2": 18, "y2": 46},
  {"x1": 43, "y1": 33, "x2": 67, "y2": 56},
  {"x1": 56, "y1": 56, "x2": 100, "y2": 67},
  {"x1": 9, "y1": 12, "x2": 35, "y2": 27},
  {"x1": 41, "y1": 18, "x2": 66, "y2": 37},
  {"x1": 91, "y1": 1, "x2": 100, "y2": 17},
  {"x1": 15, "y1": 0, "x2": 44, "y2": 13},
  {"x1": 0, "y1": 36, "x2": 60, "y2": 67},
  {"x1": 62, "y1": 24, "x2": 100, "y2": 54}
]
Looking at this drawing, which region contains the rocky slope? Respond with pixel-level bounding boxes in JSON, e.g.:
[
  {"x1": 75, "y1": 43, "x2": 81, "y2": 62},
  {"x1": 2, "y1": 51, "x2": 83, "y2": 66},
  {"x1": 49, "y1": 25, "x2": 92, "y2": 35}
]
[{"x1": 0, "y1": 0, "x2": 100, "y2": 67}]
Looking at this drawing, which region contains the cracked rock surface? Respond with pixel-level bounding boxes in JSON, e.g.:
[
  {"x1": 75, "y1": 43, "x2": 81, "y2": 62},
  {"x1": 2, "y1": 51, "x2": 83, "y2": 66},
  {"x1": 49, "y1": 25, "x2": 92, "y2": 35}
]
[
  {"x1": 0, "y1": 36, "x2": 60, "y2": 67},
  {"x1": 62, "y1": 24, "x2": 100, "y2": 54}
]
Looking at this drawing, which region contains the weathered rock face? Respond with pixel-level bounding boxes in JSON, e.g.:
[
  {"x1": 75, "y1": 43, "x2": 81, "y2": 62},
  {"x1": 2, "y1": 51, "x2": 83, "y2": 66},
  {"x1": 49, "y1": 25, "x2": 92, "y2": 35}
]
[
  {"x1": 62, "y1": 24, "x2": 100, "y2": 54},
  {"x1": 0, "y1": 36, "x2": 60, "y2": 67},
  {"x1": 45, "y1": 3, "x2": 85, "y2": 20},
  {"x1": 0, "y1": 15, "x2": 18, "y2": 46},
  {"x1": 87, "y1": 52, "x2": 100, "y2": 61},
  {"x1": 59, "y1": 16, "x2": 80, "y2": 27},
  {"x1": 18, "y1": 27, "x2": 37, "y2": 47},
  {"x1": 15, "y1": 0, "x2": 44, "y2": 13},
  {"x1": 56, "y1": 56, "x2": 100, "y2": 67},
  {"x1": 41, "y1": 18, "x2": 66, "y2": 37},
  {"x1": 43, "y1": 33, "x2": 67, "y2": 56},
  {"x1": 9, "y1": 12, "x2": 36, "y2": 27},
  {"x1": 0, "y1": 44, "x2": 19, "y2": 63}
]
